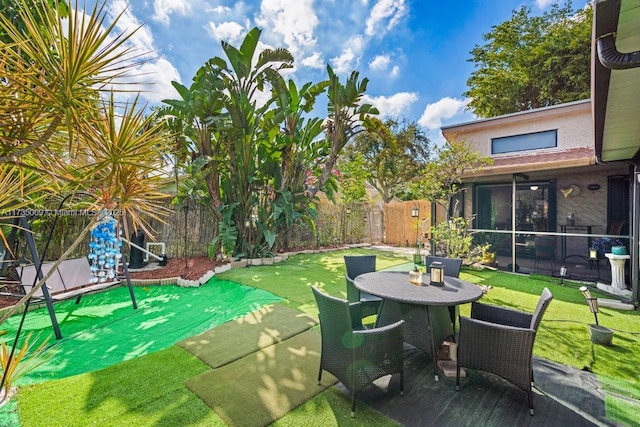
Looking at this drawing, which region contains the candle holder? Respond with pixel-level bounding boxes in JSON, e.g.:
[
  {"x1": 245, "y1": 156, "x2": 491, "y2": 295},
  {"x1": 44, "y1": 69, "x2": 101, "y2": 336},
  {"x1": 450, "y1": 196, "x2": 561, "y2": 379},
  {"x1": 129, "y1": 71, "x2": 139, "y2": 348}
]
[
  {"x1": 409, "y1": 266, "x2": 423, "y2": 285},
  {"x1": 430, "y1": 261, "x2": 444, "y2": 287}
]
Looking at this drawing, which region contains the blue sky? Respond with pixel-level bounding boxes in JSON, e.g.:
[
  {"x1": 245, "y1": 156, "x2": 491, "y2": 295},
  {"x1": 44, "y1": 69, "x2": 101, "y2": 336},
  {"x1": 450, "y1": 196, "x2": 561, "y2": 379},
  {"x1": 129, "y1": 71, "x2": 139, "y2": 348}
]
[{"x1": 107, "y1": 0, "x2": 581, "y2": 144}]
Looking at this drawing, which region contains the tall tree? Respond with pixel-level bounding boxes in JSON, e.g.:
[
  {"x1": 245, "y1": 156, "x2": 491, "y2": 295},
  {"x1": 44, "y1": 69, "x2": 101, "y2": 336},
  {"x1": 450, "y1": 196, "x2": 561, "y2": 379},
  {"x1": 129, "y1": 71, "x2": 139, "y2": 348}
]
[
  {"x1": 465, "y1": 1, "x2": 591, "y2": 118},
  {"x1": 410, "y1": 140, "x2": 492, "y2": 219},
  {"x1": 343, "y1": 118, "x2": 429, "y2": 203},
  {"x1": 162, "y1": 27, "x2": 299, "y2": 256},
  {"x1": 308, "y1": 65, "x2": 383, "y2": 201},
  {"x1": 161, "y1": 35, "x2": 383, "y2": 257}
]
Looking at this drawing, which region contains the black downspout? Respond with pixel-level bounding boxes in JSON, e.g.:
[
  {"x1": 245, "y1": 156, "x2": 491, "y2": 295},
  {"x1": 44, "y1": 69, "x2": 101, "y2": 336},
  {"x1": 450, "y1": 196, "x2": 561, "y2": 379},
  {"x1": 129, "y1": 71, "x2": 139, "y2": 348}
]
[{"x1": 597, "y1": 33, "x2": 640, "y2": 70}]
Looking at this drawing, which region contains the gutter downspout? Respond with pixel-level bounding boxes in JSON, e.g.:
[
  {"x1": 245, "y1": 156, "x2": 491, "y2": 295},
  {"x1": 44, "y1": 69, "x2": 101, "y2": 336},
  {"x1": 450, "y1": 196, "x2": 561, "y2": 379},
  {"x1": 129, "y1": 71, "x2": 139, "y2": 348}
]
[
  {"x1": 511, "y1": 175, "x2": 517, "y2": 273},
  {"x1": 597, "y1": 33, "x2": 640, "y2": 70},
  {"x1": 633, "y1": 166, "x2": 639, "y2": 306}
]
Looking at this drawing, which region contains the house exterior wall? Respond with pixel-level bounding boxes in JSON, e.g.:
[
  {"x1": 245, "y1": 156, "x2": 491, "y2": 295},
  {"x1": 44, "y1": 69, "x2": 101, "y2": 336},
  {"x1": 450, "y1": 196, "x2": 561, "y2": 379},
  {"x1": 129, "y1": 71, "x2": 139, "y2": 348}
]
[
  {"x1": 443, "y1": 100, "x2": 630, "y2": 276},
  {"x1": 445, "y1": 100, "x2": 593, "y2": 157}
]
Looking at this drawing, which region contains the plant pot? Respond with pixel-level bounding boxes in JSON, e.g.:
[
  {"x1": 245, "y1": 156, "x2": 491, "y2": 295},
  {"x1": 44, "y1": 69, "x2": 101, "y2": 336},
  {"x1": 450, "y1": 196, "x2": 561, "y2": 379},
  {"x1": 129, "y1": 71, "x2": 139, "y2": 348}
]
[
  {"x1": 481, "y1": 252, "x2": 496, "y2": 265},
  {"x1": 589, "y1": 324, "x2": 613, "y2": 346},
  {"x1": 611, "y1": 246, "x2": 627, "y2": 255}
]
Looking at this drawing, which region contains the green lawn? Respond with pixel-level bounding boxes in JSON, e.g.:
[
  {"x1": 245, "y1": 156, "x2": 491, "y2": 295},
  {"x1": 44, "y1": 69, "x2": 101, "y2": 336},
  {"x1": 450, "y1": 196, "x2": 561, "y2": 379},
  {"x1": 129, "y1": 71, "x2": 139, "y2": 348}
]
[{"x1": 8, "y1": 247, "x2": 640, "y2": 426}]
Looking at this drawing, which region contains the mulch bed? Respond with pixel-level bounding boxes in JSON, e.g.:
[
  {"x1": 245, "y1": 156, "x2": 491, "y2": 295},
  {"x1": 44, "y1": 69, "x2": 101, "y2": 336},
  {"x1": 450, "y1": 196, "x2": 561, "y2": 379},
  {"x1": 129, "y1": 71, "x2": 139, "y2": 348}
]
[{"x1": 0, "y1": 256, "x2": 224, "y2": 310}]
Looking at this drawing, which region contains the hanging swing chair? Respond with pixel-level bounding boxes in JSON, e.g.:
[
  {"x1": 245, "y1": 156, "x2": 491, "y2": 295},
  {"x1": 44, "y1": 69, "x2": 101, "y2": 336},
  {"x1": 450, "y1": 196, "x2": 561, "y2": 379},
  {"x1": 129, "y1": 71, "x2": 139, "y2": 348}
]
[{"x1": 16, "y1": 207, "x2": 137, "y2": 340}]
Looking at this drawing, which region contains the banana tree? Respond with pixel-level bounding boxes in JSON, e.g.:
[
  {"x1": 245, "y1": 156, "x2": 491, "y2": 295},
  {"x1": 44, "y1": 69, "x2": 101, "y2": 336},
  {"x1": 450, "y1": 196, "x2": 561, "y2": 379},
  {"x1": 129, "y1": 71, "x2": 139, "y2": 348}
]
[
  {"x1": 262, "y1": 76, "x2": 328, "y2": 248},
  {"x1": 308, "y1": 64, "x2": 385, "y2": 200}
]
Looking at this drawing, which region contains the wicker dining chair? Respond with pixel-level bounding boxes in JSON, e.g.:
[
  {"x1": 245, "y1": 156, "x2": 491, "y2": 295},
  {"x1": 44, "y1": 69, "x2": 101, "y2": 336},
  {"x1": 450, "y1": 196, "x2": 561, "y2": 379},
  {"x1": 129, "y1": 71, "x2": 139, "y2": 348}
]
[
  {"x1": 456, "y1": 287, "x2": 554, "y2": 415},
  {"x1": 344, "y1": 255, "x2": 381, "y2": 318},
  {"x1": 312, "y1": 286, "x2": 404, "y2": 417},
  {"x1": 425, "y1": 256, "x2": 463, "y2": 330}
]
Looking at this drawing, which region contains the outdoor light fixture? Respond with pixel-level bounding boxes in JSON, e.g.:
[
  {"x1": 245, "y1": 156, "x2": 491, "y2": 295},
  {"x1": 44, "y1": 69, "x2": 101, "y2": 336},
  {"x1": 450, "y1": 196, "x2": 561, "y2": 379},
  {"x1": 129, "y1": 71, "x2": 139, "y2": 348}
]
[
  {"x1": 530, "y1": 185, "x2": 539, "y2": 191},
  {"x1": 580, "y1": 286, "x2": 600, "y2": 324},
  {"x1": 589, "y1": 248, "x2": 598, "y2": 260},
  {"x1": 430, "y1": 261, "x2": 445, "y2": 287},
  {"x1": 411, "y1": 206, "x2": 419, "y2": 218},
  {"x1": 559, "y1": 265, "x2": 568, "y2": 285},
  {"x1": 346, "y1": 207, "x2": 351, "y2": 215}
]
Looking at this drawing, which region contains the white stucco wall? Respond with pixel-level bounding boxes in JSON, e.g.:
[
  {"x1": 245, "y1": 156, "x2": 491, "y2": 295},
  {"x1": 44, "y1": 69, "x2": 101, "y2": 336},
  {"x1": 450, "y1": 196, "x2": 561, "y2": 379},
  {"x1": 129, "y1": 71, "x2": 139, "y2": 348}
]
[{"x1": 443, "y1": 100, "x2": 593, "y2": 157}]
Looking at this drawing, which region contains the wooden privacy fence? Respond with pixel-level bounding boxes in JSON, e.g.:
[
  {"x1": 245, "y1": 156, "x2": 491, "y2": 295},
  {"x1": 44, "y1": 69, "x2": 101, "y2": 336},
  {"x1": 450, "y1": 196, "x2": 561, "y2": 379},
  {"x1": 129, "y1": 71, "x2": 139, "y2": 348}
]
[
  {"x1": 23, "y1": 199, "x2": 434, "y2": 261},
  {"x1": 383, "y1": 200, "x2": 433, "y2": 247}
]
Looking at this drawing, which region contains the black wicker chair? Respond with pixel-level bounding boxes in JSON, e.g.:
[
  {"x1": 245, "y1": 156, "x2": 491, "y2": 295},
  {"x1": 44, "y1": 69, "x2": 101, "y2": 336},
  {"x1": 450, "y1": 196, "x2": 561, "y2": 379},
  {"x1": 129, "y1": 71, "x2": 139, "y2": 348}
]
[
  {"x1": 424, "y1": 256, "x2": 463, "y2": 277},
  {"x1": 425, "y1": 256, "x2": 463, "y2": 331},
  {"x1": 456, "y1": 287, "x2": 553, "y2": 415},
  {"x1": 312, "y1": 286, "x2": 404, "y2": 417},
  {"x1": 344, "y1": 255, "x2": 381, "y2": 318}
]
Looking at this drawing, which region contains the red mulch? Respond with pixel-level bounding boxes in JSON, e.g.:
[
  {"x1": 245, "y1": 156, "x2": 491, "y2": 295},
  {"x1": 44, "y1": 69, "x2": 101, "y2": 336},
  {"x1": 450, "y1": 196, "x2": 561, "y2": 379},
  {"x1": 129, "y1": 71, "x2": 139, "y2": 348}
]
[
  {"x1": 0, "y1": 256, "x2": 224, "y2": 310},
  {"x1": 127, "y1": 256, "x2": 223, "y2": 281}
]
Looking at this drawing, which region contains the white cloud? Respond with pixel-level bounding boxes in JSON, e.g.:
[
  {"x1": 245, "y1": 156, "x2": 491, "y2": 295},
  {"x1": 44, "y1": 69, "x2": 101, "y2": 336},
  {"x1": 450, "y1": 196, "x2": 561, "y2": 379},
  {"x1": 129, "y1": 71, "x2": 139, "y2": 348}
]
[
  {"x1": 362, "y1": 92, "x2": 418, "y2": 117},
  {"x1": 209, "y1": 5, "x2": 232, "y2": 14},
  {"x1": 535, "y1": 0, "x2": 556, "y2": 8},
  {"x1": 106, "y1": 0, "x2": 181, "y2": 105},
  {"x1": 255, "y1": 0, "x2": 319, "y2": 58},
  {"x1": 108, "y1": 0, "x2": 154, "y2": 52},
  {"x1": 331, "y1": 35, "x2": 365, "y2": 74},
  {"x1": 302, "y1": 52, "x2": 325, "y2": 69},
  {"x1": 390, "y1": 65, "x2": 399, "y2": 77},
  {"x1": 418, "y1": 97, "x2": 470, "y2": 130},
  {"x1": 135, "y1": 58, "x2": 181, "y2": 103},
  {"x1": 369, "y1": 54, "x2": 390, "y2": 71},
  {"x1": 365, "y1": 0, "x2": 408, "y2": 36},
  {"x1": 152, "y1": 0, "x2": 191, "y2": 26},
  {"x1": 207, "y1": 21, "x2": 247, "y2": 44}
]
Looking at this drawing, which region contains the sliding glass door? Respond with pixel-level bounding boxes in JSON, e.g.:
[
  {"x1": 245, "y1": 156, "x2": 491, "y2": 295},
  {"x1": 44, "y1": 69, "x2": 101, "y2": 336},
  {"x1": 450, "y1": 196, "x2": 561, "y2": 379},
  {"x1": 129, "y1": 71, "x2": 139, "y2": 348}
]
[{"x1": 474, "y1": 181, "x2": 556, "y2": 258}]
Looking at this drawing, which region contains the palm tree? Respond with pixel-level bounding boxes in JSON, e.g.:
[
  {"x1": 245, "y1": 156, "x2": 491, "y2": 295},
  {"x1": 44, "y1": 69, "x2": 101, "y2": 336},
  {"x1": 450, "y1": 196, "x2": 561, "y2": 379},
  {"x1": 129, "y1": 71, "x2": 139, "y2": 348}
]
[{"x1": 0, "y1": 0, "x2": 173, "y2": 319}]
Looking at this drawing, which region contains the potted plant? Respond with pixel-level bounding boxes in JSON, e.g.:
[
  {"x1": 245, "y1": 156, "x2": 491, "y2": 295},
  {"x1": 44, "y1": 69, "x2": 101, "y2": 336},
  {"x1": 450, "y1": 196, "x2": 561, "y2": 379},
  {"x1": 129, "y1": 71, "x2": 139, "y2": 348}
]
[
  {"x1": 591, "y1": 238, "x2": 624, "y2": 259},
  {"x1": 480, "y1": 243, "x2": 496, "y2": 265}
]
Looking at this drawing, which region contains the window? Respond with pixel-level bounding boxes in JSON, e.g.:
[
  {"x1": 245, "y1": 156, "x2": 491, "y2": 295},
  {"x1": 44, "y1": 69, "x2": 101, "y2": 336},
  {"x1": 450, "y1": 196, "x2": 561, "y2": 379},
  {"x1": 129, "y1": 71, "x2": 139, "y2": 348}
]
[{"x1": 492, "y1": 130, "x2": 557, "y2": 154}]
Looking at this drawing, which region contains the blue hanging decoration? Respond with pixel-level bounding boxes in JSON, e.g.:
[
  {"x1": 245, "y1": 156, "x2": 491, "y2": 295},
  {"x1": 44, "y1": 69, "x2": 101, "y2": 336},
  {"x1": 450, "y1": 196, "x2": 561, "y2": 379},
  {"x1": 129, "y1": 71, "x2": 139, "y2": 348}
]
[{"x1": 88, "y1": 210, "x2": 122, "y2": 283}]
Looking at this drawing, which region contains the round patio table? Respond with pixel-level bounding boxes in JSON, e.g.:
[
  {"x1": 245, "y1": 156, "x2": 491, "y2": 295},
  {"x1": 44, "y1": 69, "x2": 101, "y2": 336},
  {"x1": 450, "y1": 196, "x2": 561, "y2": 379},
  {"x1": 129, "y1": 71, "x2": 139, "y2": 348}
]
[{"x1": 354, "y1": 270, "x2": 483, "y2": 381}]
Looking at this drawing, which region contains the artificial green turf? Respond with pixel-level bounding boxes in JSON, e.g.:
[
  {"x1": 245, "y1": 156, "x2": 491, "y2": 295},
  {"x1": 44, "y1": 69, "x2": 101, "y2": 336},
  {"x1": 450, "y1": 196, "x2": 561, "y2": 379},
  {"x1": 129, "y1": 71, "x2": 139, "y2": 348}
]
[
  {"x1": 605, "y1": 393, "x2": 640, "y2": 427},
  {"x1": 11, "y1": 248, "x2": 640, "y2": 426},
  {"x1": 457, "y1": 268, "x2": 640, "y2": 382},
  {"x1": 3, "y1": 279, "x2": 281, "y2": 384},
  {"x1": 177, "y1": 303, "x2": 317, "y2": 368},
  {"x1": 215, "y1": 248, "x2": 410, "y2": 315},
  {"x1": 185, "y1": 329, "x2": 336, "y2": 427},
  {"x1": 17, "y1": 346, "x2": 221, "y2": 426},
  {"x1": 271, "y1": 387, "x2": 402, "y2": 427}
]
